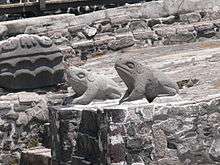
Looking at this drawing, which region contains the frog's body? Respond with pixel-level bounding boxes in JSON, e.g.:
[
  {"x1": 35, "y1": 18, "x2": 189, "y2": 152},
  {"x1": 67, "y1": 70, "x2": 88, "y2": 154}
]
[
  {"x1": 64, "y1": 66, "x2": 121, "y2": 105},
  {"x1": 115, "y1": 57, "x2": 179, "y2": 104}
]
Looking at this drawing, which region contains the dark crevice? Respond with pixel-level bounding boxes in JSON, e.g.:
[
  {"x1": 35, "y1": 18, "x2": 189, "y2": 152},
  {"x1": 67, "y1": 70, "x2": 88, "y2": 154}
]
[{"x1": 167, "y1": 141, "x2": 177, "y2": 149}]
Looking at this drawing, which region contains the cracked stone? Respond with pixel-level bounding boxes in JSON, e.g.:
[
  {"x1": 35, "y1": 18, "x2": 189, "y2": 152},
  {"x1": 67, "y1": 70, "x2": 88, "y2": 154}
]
[{"x1": 82, "y1": 26, "x2": 97, "y2": 38}]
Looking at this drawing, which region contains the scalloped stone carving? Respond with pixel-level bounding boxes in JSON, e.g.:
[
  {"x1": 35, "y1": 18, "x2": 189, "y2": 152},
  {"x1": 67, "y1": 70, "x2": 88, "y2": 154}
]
[{"x1": 0, "y1": 34, "x2": 64, "y2": 89}]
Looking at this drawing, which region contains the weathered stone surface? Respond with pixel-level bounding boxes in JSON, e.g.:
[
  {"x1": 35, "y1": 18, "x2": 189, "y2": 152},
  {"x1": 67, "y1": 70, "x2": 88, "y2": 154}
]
[
  {"x1": 193, "y1": 22, "x2": 215, "y2": 38},
  {"x1": 0, "y1": 91, "x2": 55, "y2": 164},
  {"x1": 50, "y1": 96, "x2": 220, "y2": 164},
  {"x1": 0, "y1": 25, "x2": 8, "y2": 40},
  {"x1": 16, "y1": 99, "x2": 48, "y2": 126},
  {"x1": 49, "y1": 31, "x2": 70, "y2": 45},
  {"x1": 110, "y1": 14, "x2": 131, "y2": 27},
  {"x1": 0, "y1": 34, "x2": 64, "y2": 89},
  {"x1": 129, "y1": 20, "x2": 148, "y2": 31},
  {"x1": 164, "y1": 30, "x2": 196, "y2": 44},
  {"x1": 164, "y1": 0, "x2": 220, "y2": 15},
  {"x1": 20, "y1": 147, "x2": 51, "y2": 165},
  {"x1": 133, "y1": 29, "x2": 158, "y2": 41},
  {"x1": 24, "y1": 26, "x2": 39, "y2": 34},
  {"x1": 179, "y1": 12, "x2": 202, "y2": 23},
  {"x1": 154, "y1": 26, "x2": 176, "y2": 38},
  {"x1": 68, "y1": 24, "x2": 86, "y2": 36},
  {"x1": 209, "y1": 135, "x2": 220, "y2": 162},
  {"x1": 18, "y1": 92, "x2": 46, "y2": 104},
  {"x1": 0, "y1": 1, "x2": 220, "y2": 61},
  {"x1": 49, "y1": 107, "x2": 100, "y2": 164},
  {"x1": 82, "y1": 26, "x2": 97, "y2": 38},
  {"x1": 108, "y1": 33, "x2": 135, "y2": 50}
]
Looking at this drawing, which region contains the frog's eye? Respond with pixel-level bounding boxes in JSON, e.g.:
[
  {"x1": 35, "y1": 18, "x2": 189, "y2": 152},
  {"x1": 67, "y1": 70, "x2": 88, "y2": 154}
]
[
  {"x1": 126, "y1": 62, "x2": 135, "y2": 69},
  {"x1": 77, "y1": 72, "x2": 85, "y2": 78}
]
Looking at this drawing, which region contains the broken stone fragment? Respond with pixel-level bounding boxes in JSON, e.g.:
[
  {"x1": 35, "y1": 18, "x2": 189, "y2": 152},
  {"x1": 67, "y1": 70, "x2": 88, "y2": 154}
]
[
  {"x1": 177, "y1": 79, "x2": 199, "y2": 89},
  {"x1": 20, "y1": 147, "x2": 51, "y2": 165},
  {"x1": 18, "y1": 92, "x2": 47, "y2": 105},
  {"x1": 82, "y1": 26, "x2": 97, "y2": 38},
  {"x1": 0, "y1": 118, "x2": 5, "y2": 128},
  {"x1": 129, "y1": 20, "x2": 148, "y2": 31},
  {"x1": 153, "y1": 94, "x2": 182, "y2": 103},
  {"x1": 0, "y1": 25, "x2": 8, "y2": 39},
  {"x1": 110, "y1": 14, "x2": 131, "y2": 27},
  {"x1": 160, "y1": 15, "x2": 176, "y2": 24},
  {"x1": 16, "y1": 100, "x2": 48, "y2": 126},
  {"x1": 108, "y1": 33, "x2": 135, "y2": 51},
  {"x1": 179, "y1": 12, "x2": 202, "y2": 23},
  {"x1": 209, "y1": 128, "x2": 220, "y2": 162},
  {"x1": 16, "y1": 112, "x2": 30, "y2": 126},
  {"x1": 24, "y1": 26, "x2": 39, "y2": 34},
  {"x1": 4, "y1": 110, "x2": 19, "y2": 121},
  {"x1": 133, "y1": 29, "x2": 158, "y2": 40}
]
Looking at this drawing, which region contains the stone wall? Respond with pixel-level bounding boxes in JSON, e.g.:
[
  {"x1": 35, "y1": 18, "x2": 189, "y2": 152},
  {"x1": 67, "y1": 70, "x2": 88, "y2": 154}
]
[
  {"x1": 1, "y1": 0, "x2": 220, "y2": 62},
  {"x1": 0, "y1": 91, "x2": 68, "y2": 164},
  {"x1": 49, "y1": 96, "x2": 220, "y2": 164}
]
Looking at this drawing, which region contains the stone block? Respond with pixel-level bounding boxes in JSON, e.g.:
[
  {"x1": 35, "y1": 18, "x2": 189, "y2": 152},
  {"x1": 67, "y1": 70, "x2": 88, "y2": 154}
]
[
  {"x1": 179, "y1": 12, "x2": 202, "y2": 23},
  {"x1": 94, "y1": 34, "x2": 115, "y2": 46},
  {"x1": 68, "y1": 24, "x2": 86, "y2": 35},
  {"x1": 154, "y1": 26, "x2": 176, "y2": 37},
  {"x1": 20, "y1": 147, "x2": 51, "y2": 165},
  {"x1": 18, "y1": 92, "x2": 46, "y2": 105},
  {"x1": 49, "y1": 97, "x2": 220, "y2": 164},
  {"x1": 108, "y1": 33, "x2": 135, "y2": 50},
  {"x1": 49, "y1": 106, "x2": 101, "y2": 164},
  {"x1": 129, "y1": 20, "x2": 148, "y2": 31},
  {"x1": 82, "y1": 26, "x2": 97, "y2": 39},
  {"x1": 164, "y1": 30, "x2": 195, "y2": 45},
  {"x1": 110, "y1": 14, "x2": 131, "y2": 26},
  {"x1": 71, "y1": 40, "x2": 94, "y2": 49},
  {"x1": 193, "y1": 22, "x2": 216, "y2": 38},
  {"x1": 133, "y1": 29, "x2": 158, "y2": 40},
  {"x1": 0, "y1": 25, "x2": 8, "y2": 39}
]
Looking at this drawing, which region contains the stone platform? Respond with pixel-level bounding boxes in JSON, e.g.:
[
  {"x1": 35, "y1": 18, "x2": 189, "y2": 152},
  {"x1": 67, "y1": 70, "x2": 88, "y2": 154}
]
[{"x1": 49, "y1": 95, "x2": 220, "y2": 164}]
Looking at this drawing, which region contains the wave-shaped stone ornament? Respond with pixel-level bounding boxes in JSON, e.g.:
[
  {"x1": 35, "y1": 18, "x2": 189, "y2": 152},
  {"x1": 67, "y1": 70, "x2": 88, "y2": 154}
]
[{"x1": 0, "y1": 34, "x2": 64, "y2": 89}]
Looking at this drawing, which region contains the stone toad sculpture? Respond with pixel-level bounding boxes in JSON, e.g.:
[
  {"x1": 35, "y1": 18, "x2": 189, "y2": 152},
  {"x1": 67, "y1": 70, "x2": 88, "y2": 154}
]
[
  {"x1": 115, "y1": 57, "x2": 179, "y2": 104},
  {"x1": 64, "y1": 65, "x2": 122, "y2": 105}
]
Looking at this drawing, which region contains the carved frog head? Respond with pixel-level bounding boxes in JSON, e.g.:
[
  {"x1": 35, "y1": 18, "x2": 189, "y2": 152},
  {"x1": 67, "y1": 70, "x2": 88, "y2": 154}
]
[
  {"x1": 115, "y1": 57, "x2": 144, "y2": 88},
  {"x1": 64, "y1": 66, "x2": 94, "y2": 95}
]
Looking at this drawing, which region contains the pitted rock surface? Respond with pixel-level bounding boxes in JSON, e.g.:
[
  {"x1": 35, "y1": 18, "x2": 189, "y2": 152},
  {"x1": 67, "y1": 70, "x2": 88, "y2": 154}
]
[
  {"x1": 64, "y1": 66, "x2": 121, "y2": 105},
  {"x1": 49, "y1": 95, "x2": 220, "y2": 165}
]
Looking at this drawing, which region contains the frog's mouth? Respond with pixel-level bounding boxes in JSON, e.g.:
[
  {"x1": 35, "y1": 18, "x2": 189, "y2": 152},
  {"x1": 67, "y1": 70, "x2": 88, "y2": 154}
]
[{"x1": 115, "y1": 65, "x2": 134, "y2": 89}]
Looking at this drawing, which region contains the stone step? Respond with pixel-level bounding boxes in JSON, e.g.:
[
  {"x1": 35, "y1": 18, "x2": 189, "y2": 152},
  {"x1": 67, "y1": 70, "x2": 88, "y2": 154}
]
[{"x1": 20, "y1": 147, "x2": 51, "y2": 165}]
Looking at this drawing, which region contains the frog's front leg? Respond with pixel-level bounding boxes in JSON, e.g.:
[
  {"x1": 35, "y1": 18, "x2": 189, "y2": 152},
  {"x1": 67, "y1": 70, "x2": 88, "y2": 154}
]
[
  {"x1": 120, "y1": 83, "x2": 145, "y2": 104},
  {"x1": 72, "y1": 84, "x2": 98, "y2": 105},
  {"x1": 121, "y1": 87, "x2": 145, "y2": 103}
]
